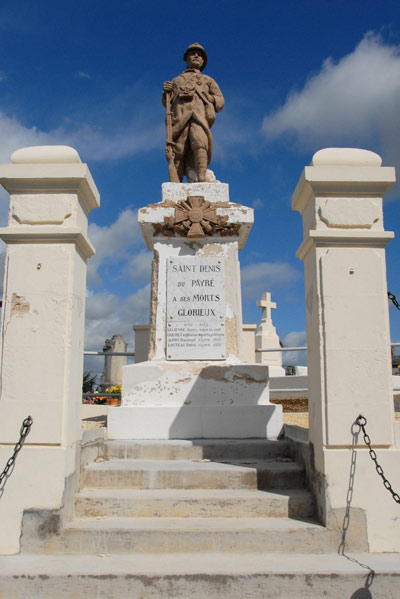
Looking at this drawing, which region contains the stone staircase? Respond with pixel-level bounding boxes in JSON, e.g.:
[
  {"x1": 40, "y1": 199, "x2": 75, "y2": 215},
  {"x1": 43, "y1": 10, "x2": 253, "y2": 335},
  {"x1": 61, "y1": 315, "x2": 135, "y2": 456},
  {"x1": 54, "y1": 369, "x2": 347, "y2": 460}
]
[
  {"x1": 4, "y1": 437, "x2": 399, "y2": 598},
  {"x1": 22, "y1": 438, "x2": 331, "y2": 554}
]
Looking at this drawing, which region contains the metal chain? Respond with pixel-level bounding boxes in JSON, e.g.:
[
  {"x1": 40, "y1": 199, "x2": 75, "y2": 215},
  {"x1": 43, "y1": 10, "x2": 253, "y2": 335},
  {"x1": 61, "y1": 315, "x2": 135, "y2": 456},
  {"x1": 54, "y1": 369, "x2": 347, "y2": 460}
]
[
  {"x1": 0, "y1": 416, "x2": 33, "y2": 486},
  {"x1": 388, "y1": 291, "x2": 400, "y2": 311},
  {"x1": 356, "y1": 415, "x2": 400, "y2": 504}
]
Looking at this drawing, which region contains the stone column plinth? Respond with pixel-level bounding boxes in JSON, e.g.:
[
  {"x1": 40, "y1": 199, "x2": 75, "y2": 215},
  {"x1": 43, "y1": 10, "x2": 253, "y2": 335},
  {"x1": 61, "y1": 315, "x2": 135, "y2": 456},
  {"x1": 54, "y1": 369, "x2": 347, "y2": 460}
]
[
  {"x1": 0, "y1": 146, "x2": 99, "y2": 554},
  {"x1": 109, "y1": 182, "x2": 282, "y2": 439},
  {"x1": 292, "y1": 147, "x2": 400, "y2": 551}
]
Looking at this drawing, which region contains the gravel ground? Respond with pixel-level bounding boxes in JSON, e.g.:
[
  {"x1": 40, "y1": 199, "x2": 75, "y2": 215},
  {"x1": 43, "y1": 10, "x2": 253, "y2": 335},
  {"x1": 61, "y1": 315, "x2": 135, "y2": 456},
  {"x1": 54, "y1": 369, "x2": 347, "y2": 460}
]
[{"x1": 282, "y1": 413, "x2": 309, "y2": 428}]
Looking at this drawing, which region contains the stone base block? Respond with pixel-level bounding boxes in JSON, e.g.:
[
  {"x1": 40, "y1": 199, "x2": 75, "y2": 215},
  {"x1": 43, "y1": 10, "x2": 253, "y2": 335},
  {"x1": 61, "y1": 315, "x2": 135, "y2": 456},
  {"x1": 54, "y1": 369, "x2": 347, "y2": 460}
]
[
  {"x1": 162, "y1": 181, "x2": 229, "y2": 204},
  {"x1": 270, "y1": 375, "x2": 308, "y2": 399},
  {"x1": 107, "y1": 360, "x2": 282, "y2": 439},
  {"x1": 268, "y1": 366, "x2": 286, "y2": 377},
  {"x1": 107, "y1": 404, "x2": 282, "y2": 439},
  {"x1": 121, "y1": 361, "x2": 273, "y2": 407}
]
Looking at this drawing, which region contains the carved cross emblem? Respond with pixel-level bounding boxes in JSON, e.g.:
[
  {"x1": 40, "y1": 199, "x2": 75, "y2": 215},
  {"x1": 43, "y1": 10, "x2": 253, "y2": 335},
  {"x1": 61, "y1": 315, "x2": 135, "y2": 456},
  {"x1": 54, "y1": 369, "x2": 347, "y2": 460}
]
[
  {"x1": 175, "y1": 196, "x2": 218, "y2": 238},
  {"x1": 152, "y1": 195, "x2": 241, "y2": 239}
]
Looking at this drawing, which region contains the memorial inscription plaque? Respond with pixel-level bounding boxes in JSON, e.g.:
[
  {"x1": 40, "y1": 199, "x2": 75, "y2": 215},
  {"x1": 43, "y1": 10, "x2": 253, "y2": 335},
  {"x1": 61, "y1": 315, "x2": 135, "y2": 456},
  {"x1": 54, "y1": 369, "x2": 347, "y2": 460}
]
[{"x1": 166, "y1": 257, "x2": 226, "y2": 360}]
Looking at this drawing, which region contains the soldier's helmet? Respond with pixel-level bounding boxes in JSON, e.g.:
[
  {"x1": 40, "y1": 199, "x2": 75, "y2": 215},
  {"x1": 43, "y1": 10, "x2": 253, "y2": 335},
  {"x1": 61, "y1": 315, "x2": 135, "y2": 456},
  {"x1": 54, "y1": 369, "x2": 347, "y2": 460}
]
[{"x1": 183, "y1": 43, "x2": 208, "y2": 71}]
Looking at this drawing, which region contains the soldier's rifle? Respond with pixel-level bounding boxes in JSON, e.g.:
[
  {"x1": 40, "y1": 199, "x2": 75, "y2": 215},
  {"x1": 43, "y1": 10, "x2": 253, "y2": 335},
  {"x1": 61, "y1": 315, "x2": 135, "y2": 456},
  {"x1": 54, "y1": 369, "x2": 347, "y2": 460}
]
[{"x1": 165, "y1": 91, "x2": 180, "y2": 183}]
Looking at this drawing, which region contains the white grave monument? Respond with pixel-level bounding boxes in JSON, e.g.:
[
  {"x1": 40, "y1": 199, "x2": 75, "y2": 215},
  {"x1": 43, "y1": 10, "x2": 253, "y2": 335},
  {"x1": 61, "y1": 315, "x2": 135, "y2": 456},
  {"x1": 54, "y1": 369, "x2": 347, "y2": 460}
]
[
  {"x1": 255, "y1": 292, "x2": 285, "y2": 376},
  {"x1": 100, "y1": 334, "x2": 127, "y2": 387},
  {"x1": 108, "y1": 183, "x2": 282, "y2": 439}
]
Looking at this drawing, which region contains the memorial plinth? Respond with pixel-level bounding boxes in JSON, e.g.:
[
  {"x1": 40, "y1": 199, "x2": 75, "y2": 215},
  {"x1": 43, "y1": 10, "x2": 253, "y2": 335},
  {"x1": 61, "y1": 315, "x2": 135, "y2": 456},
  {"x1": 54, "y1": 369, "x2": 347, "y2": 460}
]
[{"x1": 108, "y1": 183, "x2": 282, "y2": 439}]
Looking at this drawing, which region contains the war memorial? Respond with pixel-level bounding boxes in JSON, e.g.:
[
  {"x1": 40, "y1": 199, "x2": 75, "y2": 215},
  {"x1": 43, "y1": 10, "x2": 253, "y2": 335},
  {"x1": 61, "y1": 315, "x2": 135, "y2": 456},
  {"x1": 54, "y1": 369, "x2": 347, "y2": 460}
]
[{"x1": 0, "y1": 43, "x2": 399, "y2": 597}]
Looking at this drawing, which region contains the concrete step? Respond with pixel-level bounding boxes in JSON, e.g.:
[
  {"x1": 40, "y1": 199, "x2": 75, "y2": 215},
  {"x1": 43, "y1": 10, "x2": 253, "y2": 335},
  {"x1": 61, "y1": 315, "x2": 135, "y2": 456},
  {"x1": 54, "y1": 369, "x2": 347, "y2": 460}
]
[
  {"x1": 75, "y1": 488, "x2": 314, "y2": 519},
  {"x1": 82, "y1": 458, "x2": 306, "y2": 490},
  {"x1": 24, "y1": 516, "x2": 353, "y2": 554},
  {"x1": 103, "y1": 438, "x2": 292, "y2": 461},
  {"x1": 4, "y1": 552, "x2": 399, "y2": 599},
  {"x1": 3, "y1": 552, "x2": 399, "y2": 598}
]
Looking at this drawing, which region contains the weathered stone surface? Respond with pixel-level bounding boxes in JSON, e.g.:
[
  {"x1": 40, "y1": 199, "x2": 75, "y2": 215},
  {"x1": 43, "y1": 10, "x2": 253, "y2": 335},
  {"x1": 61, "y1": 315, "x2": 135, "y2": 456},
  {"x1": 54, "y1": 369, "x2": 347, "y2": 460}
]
[
  {"x1": 166, "y1": 256, "x2": 226, "y2": 360},
  {"x1": 292, "y1": 147, "x2": 400, "y2": 552},
  {"x1": 100, "y1": 334, "x2": 127, "y2": 387},
  {"x1": 255, "y1": 291, "x2": 285, "y2": 375},
  {"x1": 2, "y1": 552, "x2": 400, "y2": 599},
  {"x1": 0, "y1": 147, "x2": 99, "y2": 555},
  {"x1": 311, "y1": 147, "x2": 382, "y2": 166},
  {"x1": 163, "y1": 43, "x2": 224, "y2": 182},
  {"x1": 11, "y1": 145, "x2": 81, "y2": 164}
]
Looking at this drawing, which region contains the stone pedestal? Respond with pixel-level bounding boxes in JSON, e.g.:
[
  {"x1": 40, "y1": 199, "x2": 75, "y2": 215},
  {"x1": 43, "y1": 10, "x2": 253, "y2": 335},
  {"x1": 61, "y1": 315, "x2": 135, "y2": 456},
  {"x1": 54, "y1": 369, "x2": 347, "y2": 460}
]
[
  {"x1": 0, "y1": 145, "x2": 99, "y2": 554},
  {"x1": 108, "y1": 183, "x2": 282, "y2": 439},
  {"x1": 292, "y1": 147, "x2": 400, "y2": 552}
]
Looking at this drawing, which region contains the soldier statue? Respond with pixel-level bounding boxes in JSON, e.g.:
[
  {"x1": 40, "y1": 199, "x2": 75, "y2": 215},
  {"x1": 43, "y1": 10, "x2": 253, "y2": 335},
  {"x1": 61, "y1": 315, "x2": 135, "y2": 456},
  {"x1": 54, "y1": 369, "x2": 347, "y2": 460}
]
[{"x1": 162, "y1": 43, "x2": 225, "y2": 183}]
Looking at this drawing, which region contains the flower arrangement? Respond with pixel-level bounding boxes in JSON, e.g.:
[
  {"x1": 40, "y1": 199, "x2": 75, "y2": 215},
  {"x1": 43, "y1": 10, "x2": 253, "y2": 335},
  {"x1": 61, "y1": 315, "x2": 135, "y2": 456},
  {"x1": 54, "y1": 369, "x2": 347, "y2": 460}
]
[
  {"x1": 83, "y1": 384, "x2": 122, "y2": 406},
  {"x1": 105, "y1": 384, "x2": 122, "y2": 406}
]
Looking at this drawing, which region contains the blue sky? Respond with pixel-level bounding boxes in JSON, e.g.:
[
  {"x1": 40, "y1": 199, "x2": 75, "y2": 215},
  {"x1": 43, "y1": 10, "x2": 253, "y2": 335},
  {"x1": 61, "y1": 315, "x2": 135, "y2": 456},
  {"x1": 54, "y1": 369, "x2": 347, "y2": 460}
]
[{"x1": 0, "y1": 0, "x2": 399, "y2": 374}]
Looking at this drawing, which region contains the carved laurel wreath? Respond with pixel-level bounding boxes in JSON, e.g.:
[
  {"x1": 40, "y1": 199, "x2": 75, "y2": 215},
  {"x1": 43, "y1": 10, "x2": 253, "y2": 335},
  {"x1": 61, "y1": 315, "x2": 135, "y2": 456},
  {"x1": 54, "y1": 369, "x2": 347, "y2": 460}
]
[{"x1": 153, "y1": 196, "x2": 240, "y2": 239}]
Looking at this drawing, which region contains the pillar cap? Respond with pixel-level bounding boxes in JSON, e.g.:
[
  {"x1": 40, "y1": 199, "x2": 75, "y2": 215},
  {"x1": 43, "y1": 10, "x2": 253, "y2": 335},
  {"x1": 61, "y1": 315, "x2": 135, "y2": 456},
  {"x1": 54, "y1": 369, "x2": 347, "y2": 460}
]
[
  {"x1": 11, "y1": 145, "x2": 81, "y2": 164},
  {"x1": 311, "y1": 148, "x2": 382, "y2": 167}
]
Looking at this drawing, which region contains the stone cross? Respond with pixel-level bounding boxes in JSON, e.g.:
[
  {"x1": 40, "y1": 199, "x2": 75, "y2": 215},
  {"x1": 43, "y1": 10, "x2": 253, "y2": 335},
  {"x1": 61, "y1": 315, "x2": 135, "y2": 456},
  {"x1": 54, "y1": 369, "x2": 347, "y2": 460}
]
[{"x1": 257, "y1": 292, "x2": 276, "y2": 322}]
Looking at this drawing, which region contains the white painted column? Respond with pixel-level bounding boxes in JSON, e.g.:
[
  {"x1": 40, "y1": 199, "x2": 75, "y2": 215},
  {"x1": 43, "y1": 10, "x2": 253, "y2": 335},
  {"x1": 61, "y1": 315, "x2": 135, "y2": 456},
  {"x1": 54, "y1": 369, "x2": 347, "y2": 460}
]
[
  {"x1": 292, "y1": 148, "x2": 400, "y2": 551},
  {"x1": 0, "y1": 146, "x2": 99, "y2": 553}
]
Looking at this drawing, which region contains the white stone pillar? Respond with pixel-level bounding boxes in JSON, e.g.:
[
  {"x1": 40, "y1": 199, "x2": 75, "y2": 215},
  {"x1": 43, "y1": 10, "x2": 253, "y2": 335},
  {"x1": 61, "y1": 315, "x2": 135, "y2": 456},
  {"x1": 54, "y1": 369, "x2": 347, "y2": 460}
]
[
  {"x1": 0, "y1": 146, "x2": 99, "y2": 554},
  {"x1": 292, "y1": 148, "x2": 400, "y2": 551}
]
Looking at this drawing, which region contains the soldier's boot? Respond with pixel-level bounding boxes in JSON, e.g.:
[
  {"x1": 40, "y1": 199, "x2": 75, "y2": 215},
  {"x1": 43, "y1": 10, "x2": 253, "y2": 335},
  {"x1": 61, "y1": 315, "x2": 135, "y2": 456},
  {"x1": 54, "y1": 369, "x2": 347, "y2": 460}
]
[{"x1": 194, "y1": 148, "x2": 208, "y2": 182}]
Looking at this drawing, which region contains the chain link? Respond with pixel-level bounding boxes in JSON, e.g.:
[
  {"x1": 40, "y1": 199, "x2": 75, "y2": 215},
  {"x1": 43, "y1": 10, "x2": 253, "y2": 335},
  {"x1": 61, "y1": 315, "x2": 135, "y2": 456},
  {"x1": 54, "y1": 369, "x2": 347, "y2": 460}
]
[
  {"x1": 356, "y1": 415, "x2": 400, "y2": 504},
  {"x1": 0, "y1": 416, "x2": 33, "y2": 486},
  {"x1": 388, "y1": 291, "x2": 400, "y2": 311}
]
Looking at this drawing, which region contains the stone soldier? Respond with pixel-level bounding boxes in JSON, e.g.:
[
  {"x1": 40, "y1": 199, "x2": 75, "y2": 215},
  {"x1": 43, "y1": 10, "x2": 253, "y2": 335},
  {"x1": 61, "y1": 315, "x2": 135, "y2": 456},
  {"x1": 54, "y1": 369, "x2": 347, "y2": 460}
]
[{"x1": 162, "y1": 43, "x2": 224, "y2": 182}]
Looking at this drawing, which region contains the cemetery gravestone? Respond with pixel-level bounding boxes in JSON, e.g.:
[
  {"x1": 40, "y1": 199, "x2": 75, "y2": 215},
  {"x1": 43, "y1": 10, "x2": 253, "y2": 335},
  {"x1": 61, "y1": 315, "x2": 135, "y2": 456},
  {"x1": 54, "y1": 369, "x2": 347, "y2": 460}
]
[
  {"x1": 100, "y1": 334, "x2": 128, "y2": 388},
  {"x1": 255, "y1": 291, "x2": 285, "y2": 376}
]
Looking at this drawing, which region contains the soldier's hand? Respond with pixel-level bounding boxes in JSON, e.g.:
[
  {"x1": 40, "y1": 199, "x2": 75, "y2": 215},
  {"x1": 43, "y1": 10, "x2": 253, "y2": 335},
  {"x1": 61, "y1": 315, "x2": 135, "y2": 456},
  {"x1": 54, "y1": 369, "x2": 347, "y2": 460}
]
[
  {"x1": 163, "y1": 81, "x2": 173, "y2": 92},
  {"x1": 165, "y1": 144, "x2": 175, "y2": 161}
]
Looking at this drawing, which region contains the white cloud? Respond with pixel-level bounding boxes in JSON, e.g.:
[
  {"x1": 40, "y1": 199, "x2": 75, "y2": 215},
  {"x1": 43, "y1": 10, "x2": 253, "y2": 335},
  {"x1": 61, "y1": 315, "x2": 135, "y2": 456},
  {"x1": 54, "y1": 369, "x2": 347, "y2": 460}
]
[
  {"x1": 252, "y1": 198, "x2": 263, "y2": 209},
  {"x1": 0, "y1": 113, "x2": 54, "y2": 162},
  {"x1": 75, "y1": 71, "x2": 90, "y2": 79},
  {"x1": 87, "y1": 209, "x2": 145, "y2": 287},
  {"x1": 85, "y1": 291, "x2": 120, "y2": 320},
  {"x1": 84, "y1": 285, "x2": 151, "y2": 377},
  {"x1": 0, "y1": 110, "x2": 162, "y2": 164},
  {"x1": 119, "y1": 285, "x2": 151, "y2": 324},
  {"x1": 123, "y1": 249, "x2": 153, "y2": 284},
  {"x1": 212, "y1": 109, "x2": 256, "y2": 162},
  {"x1": 241, "y1": 261, "x2": 301, "y2": 299},
  {"x1": 282, "y1": 331, "x2": 307, "y2": 367},
  {"x1": 59, "y1": 122, "x2": 163, "y2": 162},
  {"x1": 262, "y1": 33, "x2": 400, "y2": 164}
]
